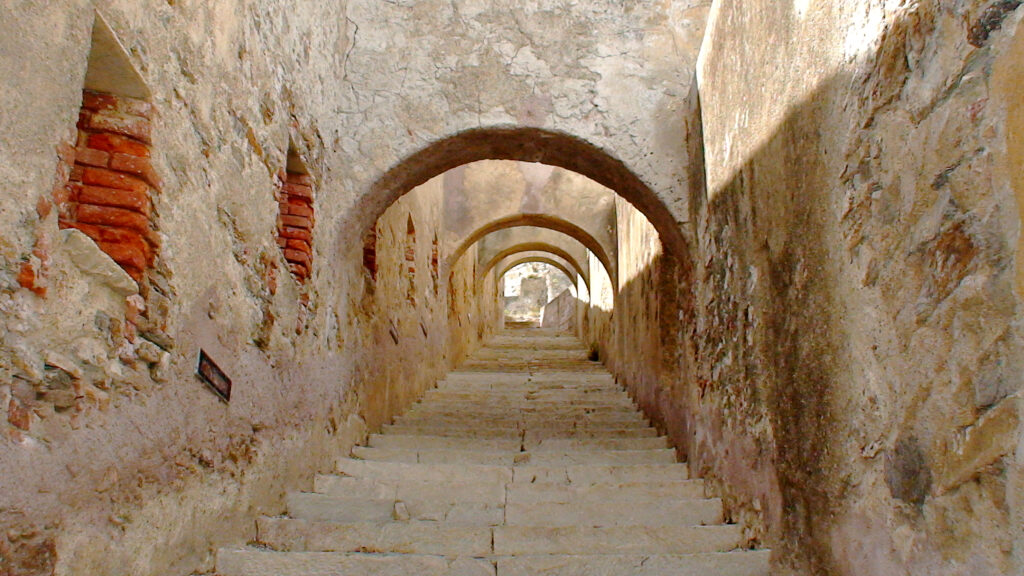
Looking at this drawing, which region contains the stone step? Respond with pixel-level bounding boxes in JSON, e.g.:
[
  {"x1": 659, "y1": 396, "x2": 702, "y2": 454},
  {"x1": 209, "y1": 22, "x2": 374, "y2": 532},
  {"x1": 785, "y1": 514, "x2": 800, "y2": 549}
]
[
  {"x1": 495, "y1": 551, "x2": 772, "y2": 576},
  {"x1": 391, "y1": 416, "x2": 650, "y2": 429},
  {"x1": 258, "y1": 518, "x2": 493, "y2": 556},
  {"x1": 493, "y1": 524, "x2": 744, "y2": 555},
  {"x1": 505, "y1": 480, "x2": 707, "y2": 504},
  {"x1": 504, "y1": 497, "x2": 723, "y2": 527},
  {"x1": 314, "y1": 475, "x2": 506, "y2": 504},
  {"x1": 402, "y1": 401, "x2": 638, "y2": 411},
  {"x1": 522, "y1": 427, "x2": 660, "y2": 441},
  {"x1": 287, "y1": 493, "x2": 503, "y2": 525},
  {"x1": 418, "y1": 398, "x2": 635, "y2": 410},
  {"x1": 336, "y1": 457, "x2": 513, "y2": 485},
  {"x1": 351, "y1": 446, "x2": 677, "y2": 466},
  {"x1": 216, "y1": 549, "x2": 495, "y2": 576},
  {"x1": 367, "y1": 434, "x2": 668, "y2": 452},
  {"x1": 528, "y1": 436, "x2": 668, "y2": 451},
  {"x1": 379, "y1": 425, "x2": 660, "y2": 440},
  {"x1": 367, "y1": 434, "x2": 522, "y2": 451},
  {"x1": 512, "y1": 463, "x2": 690, "y2": 484},
  {"x1": 256, "y1": 518, "x2": 744, "y2": 556}
]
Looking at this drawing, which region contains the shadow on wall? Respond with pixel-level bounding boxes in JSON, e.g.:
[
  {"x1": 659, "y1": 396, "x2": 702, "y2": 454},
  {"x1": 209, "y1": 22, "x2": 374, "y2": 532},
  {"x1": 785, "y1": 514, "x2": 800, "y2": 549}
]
[{"x1": 662, "y1": 5, "x2": 1024, "y2": 576}]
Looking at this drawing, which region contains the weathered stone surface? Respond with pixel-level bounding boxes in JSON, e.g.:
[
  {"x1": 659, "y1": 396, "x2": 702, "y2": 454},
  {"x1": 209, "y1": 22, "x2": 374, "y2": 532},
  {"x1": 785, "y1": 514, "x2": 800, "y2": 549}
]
[{"x1": 217, "y1": 549, "x2": 495, "y2": 576}]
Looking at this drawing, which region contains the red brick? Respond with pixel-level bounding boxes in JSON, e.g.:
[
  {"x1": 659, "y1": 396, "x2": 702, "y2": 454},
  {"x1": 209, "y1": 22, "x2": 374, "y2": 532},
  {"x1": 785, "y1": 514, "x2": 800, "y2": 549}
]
[
  {"x1": 77, "y1": 204, "x2": 150, "y2": 234},
  {"x1": 77, "y1": 110, "x2": 92, "y2": 131},
  {"x1": 289, "y1": 203, "x2": 314, "y2": 219},
  {"x1": 276, "y1": 237, "x2": 288, "y2": 248},
  {"x1": 109, "y1": 153, "x2": 160, "y2": 189},
  {"x1": 75, "y1": 146, "x2": 110, "y2": 168},
  {"x1": 97, "y1": 241, "x2": 148, "y2": 273},
  {"x1": 280, "y1": 214, "x2": 312, "y2": 229},
  {"x1": 286, "y1": 238, "x2": 311, "y2": 253},
  {"x1": 283, "y1": 183, "x2": 313, "y2": 200},
  {"x1": 60, "y1": 221, "x2": 152, "y2": 258},
  {"x1": 87, "y1": 111, "x2": 152, "y2": 144},
  {"x1": 82, "y1": 90, "x2": 153, "y2": 119},
  {"x1": 69, "y1": 165, "x2": 85, "y2": 183},
  {"x1": 284, "y1": 249, "x2": 311, "y2": 267},
  {"x1": 289, "y1": 263, "x2": 308, "y2": 278},
  {"x1": 81, "y1": 91, "x2": 119, "y2": 113},
  {"x1": 286, "y1": 173, "x2": 313, "y2": 186},
  {"x1": 87, "y1": 133, "x2": 150, "y2": 157},
  {"x1": 280, "y1": 226, "x2": 312, "y2": 242},
  {"x1": 78, "y1": 185, "x2": 151, "y2": 215},
  {"x1": 278, "y1": 201, "x2": 291, "y2": 215},
  {"x1": 81, "y1": 167, "x2": 149, "y2": 194}
]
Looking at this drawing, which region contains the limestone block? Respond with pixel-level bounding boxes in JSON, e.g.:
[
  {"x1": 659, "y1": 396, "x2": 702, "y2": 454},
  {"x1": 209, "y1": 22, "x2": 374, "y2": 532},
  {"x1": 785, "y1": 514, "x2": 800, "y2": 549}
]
[
  {"x1": 216, "y1": 549, "x2": 495, "y2": 576},
  {"x1": 495, "y1": 551, "x2": 771, "y2": 576},
  {"x1": 504, "y1": 497, "x2": 722, "y2": 527},
  {"x1": 493, "y1": 524, "x2": 744, "y2": 555},
  {"x1": 257, "y1": 518, "x2": 493, "y2": 555},
  {"x1": 61, "y1": 228, "x2": 138, "y2": 296},
  {"x1": 513, "y1": 463, "x2": 690, "y2": 485}
]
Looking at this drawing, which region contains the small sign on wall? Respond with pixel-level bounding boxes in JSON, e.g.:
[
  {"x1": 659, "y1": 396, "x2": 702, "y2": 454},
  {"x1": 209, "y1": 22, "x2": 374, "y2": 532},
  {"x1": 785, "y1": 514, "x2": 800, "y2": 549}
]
[{"x1": 196, "y1": 349, "x2": 232, "y2": 402}]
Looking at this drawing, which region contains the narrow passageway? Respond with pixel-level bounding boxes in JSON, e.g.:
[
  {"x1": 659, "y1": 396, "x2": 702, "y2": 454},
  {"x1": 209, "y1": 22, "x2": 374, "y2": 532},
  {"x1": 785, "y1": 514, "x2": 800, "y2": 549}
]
[{"x1": 216, "y1": 329, "x2": 769, "y2": 575}]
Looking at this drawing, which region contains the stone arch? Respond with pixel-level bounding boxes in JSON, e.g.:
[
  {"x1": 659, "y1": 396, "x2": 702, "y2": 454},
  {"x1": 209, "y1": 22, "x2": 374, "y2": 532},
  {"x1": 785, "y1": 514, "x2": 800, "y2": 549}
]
[
  {"x1": 445, "y1": 214, "x2": 614, "y2": 284},
  {"x1": 352, "y1": 127, "x2": 688, "y2": 261},
  {"x1": 481, "y1": 243, "x2": 590, "y2": 292},
  {"x1": 497, "y1": 256, "x2": 580, "y2": 296}
]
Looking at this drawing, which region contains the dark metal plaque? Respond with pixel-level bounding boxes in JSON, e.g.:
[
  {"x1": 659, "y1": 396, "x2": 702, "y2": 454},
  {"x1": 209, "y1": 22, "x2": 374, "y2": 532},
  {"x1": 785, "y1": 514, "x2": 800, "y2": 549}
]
[{"x1": 196, "y1": 349, "x2": 231, "y2": 402}]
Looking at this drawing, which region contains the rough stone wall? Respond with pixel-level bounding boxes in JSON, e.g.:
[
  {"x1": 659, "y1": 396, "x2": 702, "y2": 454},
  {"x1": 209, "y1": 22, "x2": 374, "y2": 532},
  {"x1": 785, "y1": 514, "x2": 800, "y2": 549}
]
[
  {"x1": 0, "y1": 3, "x2": 480, "y2": 575},
  {"x1": 688, "y1": 1, "x2": 1024, "y2": 574}
]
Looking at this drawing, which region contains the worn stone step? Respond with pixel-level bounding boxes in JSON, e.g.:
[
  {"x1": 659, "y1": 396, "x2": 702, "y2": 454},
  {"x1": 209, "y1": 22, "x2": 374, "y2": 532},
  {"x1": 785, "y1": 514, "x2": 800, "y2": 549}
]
[
  {"x1": 258, "y1": 517, "x2": 493, "y2": 556},
  {"x1": 367, "y1": 434, "x2": 522, "y2": 451},
  {"x1": 314, "y1": 474, "x2": 506, "y2": 504},
  {"x1": 512, "y1": 463, "x2": 690, "y2": 484},
  {"x1": 493, "y1": 524, "x2": 744, "y2": 555},
  {"x1": 351, "y1": 446, "x2": 676, "y2": 466},
  {"x1": 382, "y1": 425, "x2": 525, "y2": 439},
  {"x1": 336, "y1": 457, "x2": 513, "y2": 485},
  {"x1": 368, "y1": 434, "x2": 668, "y2": 452},
  {"x1": 504, "y1": 497, "x2": 723, "y2": 527},
  {"x1": 216, "y1": 548, "x2": 495, "y2": 576},
  {"x1": 495, "y1": 550, "x2": 771, "y2": 576},
  {"x1": 505, "y1": 480, "x2": 707, "y2": 504},
  {"x1": 405, "y1": 401, "x2": 638, "y2": 414},
  {"x1": 288, "y1": 493, "x2": 503, "y2": 525},
  {"x1": 392, "y1": 415, "x2": 650, "y2": 429},
  {"x1": 528, "y1": 436, "x2": 668, "y2": 451},
  {"x1": 522, "y1": 427, "x2": 659, "y2": 441},
  {"x1": 419, "y1": 398, "x2": 629, "y2": 409}
]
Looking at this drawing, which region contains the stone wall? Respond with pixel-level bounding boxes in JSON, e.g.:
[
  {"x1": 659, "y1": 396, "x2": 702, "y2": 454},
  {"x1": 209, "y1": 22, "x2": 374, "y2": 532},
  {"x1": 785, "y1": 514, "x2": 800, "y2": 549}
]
[
  {"x1": 541, "y1": 289, "x2": 577, "y2": 331},
  {"x1": 0, "y1": 4, "x2": 482, "y2": 574},
  {"x1": 685, "y1": 1, "x2": 1024, "y2": 574}
]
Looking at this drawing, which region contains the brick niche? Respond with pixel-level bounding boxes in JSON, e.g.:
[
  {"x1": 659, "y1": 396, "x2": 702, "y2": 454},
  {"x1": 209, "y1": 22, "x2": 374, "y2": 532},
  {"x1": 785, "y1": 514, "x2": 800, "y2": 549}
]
[
  {"x1": 276, "y1": 172, "x2": 315, "y2": 282},
  {"x1": 59, "y1": 89, "x2": 159, "y2": 282}
]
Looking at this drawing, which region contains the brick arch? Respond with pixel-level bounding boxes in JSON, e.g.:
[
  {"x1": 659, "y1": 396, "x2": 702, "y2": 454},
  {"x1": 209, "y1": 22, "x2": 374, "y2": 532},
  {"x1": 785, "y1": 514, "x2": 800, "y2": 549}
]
[
  {"x1": 351, "y1": 127, "x2": 689, "y2": 262},
  {"x1": 445, "y1": 214, "x2": 614, "y2": 285}
]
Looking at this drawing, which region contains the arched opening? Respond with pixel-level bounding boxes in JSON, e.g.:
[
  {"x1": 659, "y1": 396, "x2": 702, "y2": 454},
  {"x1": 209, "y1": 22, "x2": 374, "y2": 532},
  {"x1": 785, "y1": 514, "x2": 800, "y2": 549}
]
[
  {"x1": 497, "y1": 255, "x2": 586, "y2": 293},
  {"x1": 350, "y1": 127, "x2": 689, "y2": 261},
  {"x1": 444, "y1": 214, "x2": 615, "y2": 284},
  {"x1": 499, "y1": 262, "x2": 576, "y2": 329}
]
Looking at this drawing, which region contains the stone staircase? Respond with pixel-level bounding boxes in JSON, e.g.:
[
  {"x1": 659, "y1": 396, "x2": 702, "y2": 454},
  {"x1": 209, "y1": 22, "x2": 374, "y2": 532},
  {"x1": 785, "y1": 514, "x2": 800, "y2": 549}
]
[{"x1": 216, "y1": 330, "x2": 770, "y2": 575}]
